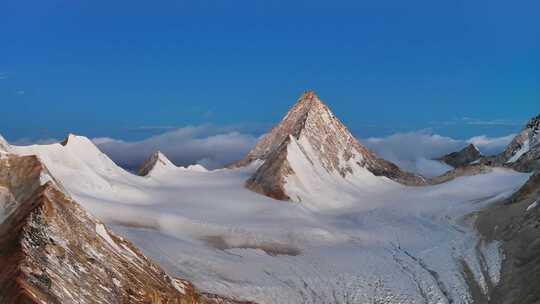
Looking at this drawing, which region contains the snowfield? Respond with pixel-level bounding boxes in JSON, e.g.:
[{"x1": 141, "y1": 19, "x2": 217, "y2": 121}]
[{"x1": 14, "y1": 135, "x2": 530, "y2": 304}]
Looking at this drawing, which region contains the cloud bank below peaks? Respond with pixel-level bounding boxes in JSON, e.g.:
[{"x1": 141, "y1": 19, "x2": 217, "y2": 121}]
[
  {"x1": 363, "y1": 131, "x2": 515, "y2": 177},
  {"x1": 93, "y1": 125, "x2": 258, "y2": 170}
]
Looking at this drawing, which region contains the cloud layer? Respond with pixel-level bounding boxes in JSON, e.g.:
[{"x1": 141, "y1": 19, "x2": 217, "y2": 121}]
[
  {"x1": 94, "y1": 125, "x2": 258, "y2": 170},
  {"x1": 7, "y1": 126, "x2": 516, "y2": 176},
  {"x1": 363, "y1": 132, "x2": 515, "y2": 177}
]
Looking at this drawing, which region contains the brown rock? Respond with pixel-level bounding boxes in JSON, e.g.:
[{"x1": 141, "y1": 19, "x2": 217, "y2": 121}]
[
  {"x1": 438, "y1": 144, "x2": 482, "y2": 168},
  {"x1": 238, "y1": 91, "x2": 426, "y2": 200},
  {"x1": 0, "y1": 154, "x2": 253, "y2": 304}
]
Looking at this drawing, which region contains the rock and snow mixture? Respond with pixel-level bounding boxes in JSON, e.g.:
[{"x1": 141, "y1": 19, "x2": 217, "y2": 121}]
[
  {"x1": 0, "y1": 146, "x2": 252, "y2": 304},
  {"x1": 496, "y1": 115, "x2": 540, "y2": 165},
  {"x1": 9, "y1": 94, "x2": 535, "y2": 304}
]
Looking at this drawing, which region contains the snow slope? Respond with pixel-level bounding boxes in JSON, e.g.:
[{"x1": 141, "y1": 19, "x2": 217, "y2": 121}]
[
  {"x1": 12, "y1": 136, "x2": 530, "y2": 304},
  {"x1": 138, "y1": 151, "x2": 177, "y2": 176},
  {"x1": 242, "y1": 91, "x2": 425, "y2": 202}
]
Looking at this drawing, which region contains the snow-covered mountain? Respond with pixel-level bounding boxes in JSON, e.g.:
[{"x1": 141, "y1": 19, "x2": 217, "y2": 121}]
[
  {"x1": 0, "y1": 152, "x2": 248, "y2": 304},
  {"x1": 237, "y1": 91, "x2": 425, "y2": 201},
  {"x1": 138, "y1": 151, "x2": 209, "y2": 177},
  {"x1": 2, "y1": 100, "x2": 539, "y2": 303},
  {"x1": 1, "y1": 129, "x2": 527, "y2": 303},
  {"x1": 138, "y1": 151, "x2": 176, "y2": 176}
]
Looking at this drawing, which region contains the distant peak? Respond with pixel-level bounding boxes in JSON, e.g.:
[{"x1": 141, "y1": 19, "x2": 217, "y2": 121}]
[
  {"x1": 152, "y1": 150, "x2": 173, "y2": 165},
  {"x1": 154, "y1": 150, "x2": 165, "y2": 158},
  {"x1": 439, "y1": 143, "x2": 482, "y2": 168},
  {"x1": 138, "y1": 150, "x2": 175, "y2": 176},
  {"x1": 465, "y1": 143, "x2": 481, "y2": 153},
  {"x1": 60, "y1": 133, "x2": 91, "y2": 147}
]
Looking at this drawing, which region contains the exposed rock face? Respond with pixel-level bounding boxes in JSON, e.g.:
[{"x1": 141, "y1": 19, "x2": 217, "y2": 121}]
[
  {"x1": 474, "y1": 116, "x2": 540, "y2": 301},
  {"x1": 238, "y1": 91, "x2": 426, "y2": 201},
  {"x1": 476, "y1": 171, "x2": 540, "y2": 304},
  {"x1": 138, "y1": 151, "x2": 175, "y2": 176},
  {"x1": 481, "y1": 115, "x2": 540, "y2": 171},
  {"x1": 0, "y1": 135, "x2": 10, "y2": 153},
  {"x1": 439, "y1": 144, "x2": 482, "y2": 168},
  {"x1": 245, "y1": 138, "x2": 294, "y2": 200},
  {"x1": 0, "y1": 154, "x2": 252, "y2": 304}
]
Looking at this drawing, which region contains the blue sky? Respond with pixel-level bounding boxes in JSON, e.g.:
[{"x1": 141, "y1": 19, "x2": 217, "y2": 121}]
[{"x1": 1, "y1": 0, "x2": 539, "y2": 143}]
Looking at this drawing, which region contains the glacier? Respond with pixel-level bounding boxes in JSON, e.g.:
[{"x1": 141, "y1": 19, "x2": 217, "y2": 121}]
[{"x1": 12, "y1": 134, "x2": 530, "y2": 304}]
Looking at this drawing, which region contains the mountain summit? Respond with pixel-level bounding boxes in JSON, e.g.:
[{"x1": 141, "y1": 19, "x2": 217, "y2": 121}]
[
  {"x1": 238, "y1": 91, "x2": 425, "y2": 201},
  {"x1": 138, "y1": 151, "x2": 175, "y2": 176},
  {"x1": 439, "y1": 144, "x2": 482, "y2": 168}
]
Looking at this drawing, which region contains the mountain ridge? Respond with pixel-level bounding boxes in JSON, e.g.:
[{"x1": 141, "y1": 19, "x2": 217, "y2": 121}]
[
  {"x1": 0, "y1": 150, "x2": 254, "y2": 304},
  {"x1": 238, "y1": 91, "x2": 426, "y2": 201}
]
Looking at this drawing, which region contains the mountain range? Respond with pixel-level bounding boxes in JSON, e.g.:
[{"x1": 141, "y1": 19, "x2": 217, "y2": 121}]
[{"x1": 0, "y1": 91, "x2": 539, "y2": 304}]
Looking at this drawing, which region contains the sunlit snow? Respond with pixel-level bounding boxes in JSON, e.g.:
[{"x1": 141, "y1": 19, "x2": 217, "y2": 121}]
[{"x1": 13, "y1": 135, "x2": 530, "y2": 304}]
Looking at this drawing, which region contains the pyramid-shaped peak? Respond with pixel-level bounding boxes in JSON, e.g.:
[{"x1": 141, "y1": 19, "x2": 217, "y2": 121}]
[
  {"x1": 154, "y1": 150, "x2": 166, "y2": 159},
  {"x1": 235, "y1": 91, "x2": 335, "y2": 166},
  {"x1": 439, "y1": 143, "x2": 482, "y2": 168},
  {"x1": 297, "y1": 90, "x2": 323, "y2": 106},
  {"x1": 286, "y1": 90, "x2": 332, "y2": 120},
  {"x1": 138, "y1": 150, "x2": 175, "y2": 176},
  {"x1": 465, "y1": 143, "x2": 481, "y2": 153}
]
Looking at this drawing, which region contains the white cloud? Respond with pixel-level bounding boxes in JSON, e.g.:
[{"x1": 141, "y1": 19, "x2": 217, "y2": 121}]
[
  {"x1": 466, "y1": 134, "x2": 516, "y2": 155},
  {"x1": 363, "y1": 131, "x2": 515, "y2": 177},
  {"x1": 8, "y1": 126, "x2": 516, "y2": 176},
  {"x1": 93, "y1": 125, "x2": 258, "y2": 170}
]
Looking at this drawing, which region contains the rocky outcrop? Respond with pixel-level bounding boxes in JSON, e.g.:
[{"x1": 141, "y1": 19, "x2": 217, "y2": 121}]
[
  {"x1": 428, "y1": 164, "x2": 492, "y2": 185},
  {"x1": 480, "y1": 115, "x2": 540, "y2": 172},
  {"x1": 438, "y1": 144, "x2": 482, "y2": 168},
  {"x1": 0, "y1": 153, "x2": 252, "y2": 304},
  {"x1": 138, "y1": 151, "x2": 175, "y2": 176},
  {"x1": 511, "y1": 144, "x2": 540, "y2": 172},
  {"x1": 245, "y1": 137, "x2": 294, "y2": 200},
  {"x1": 239, "y1": 91, "x2": 426, "y2": 201},
  {"x1": 0, "y1": 135, "x2": 10, "y2": 153},
  {"x1": 476, "y1": 171, "x2": 540, "y2": 304}
]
